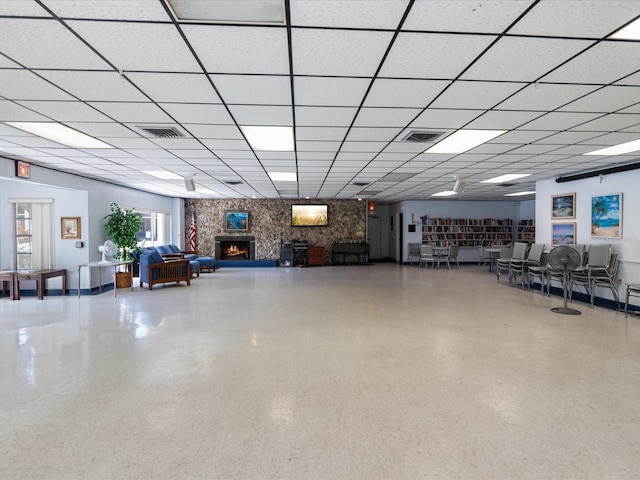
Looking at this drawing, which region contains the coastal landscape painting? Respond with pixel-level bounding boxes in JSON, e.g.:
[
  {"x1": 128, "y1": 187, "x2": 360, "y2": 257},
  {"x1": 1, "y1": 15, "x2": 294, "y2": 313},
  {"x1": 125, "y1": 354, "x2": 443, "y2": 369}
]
[
  {"x1": 551, "y1": 193, "x2": 576, "y2": 219},
  {"x1": 552, "y1": 223, "x2": 576, "y2": 246},
  {"x1": 591, "y1": 193, "x2": 622, "y2": 238}
]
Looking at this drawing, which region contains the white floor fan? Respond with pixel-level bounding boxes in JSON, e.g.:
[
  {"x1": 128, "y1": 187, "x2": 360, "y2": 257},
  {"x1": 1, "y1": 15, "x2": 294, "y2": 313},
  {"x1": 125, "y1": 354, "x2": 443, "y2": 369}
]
[
  {"x1": 548, "y1": 246, "x2": 582, "y2": 315},
  {"x1": 98, "y1": 240, "x2": 117, "y2": 263}
]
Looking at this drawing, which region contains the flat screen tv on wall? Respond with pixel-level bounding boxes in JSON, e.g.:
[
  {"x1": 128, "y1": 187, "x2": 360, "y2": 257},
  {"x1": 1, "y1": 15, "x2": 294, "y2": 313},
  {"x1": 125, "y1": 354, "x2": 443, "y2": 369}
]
[{"x1": 291, "y1": 204, "x2": 328, "y2": 227}]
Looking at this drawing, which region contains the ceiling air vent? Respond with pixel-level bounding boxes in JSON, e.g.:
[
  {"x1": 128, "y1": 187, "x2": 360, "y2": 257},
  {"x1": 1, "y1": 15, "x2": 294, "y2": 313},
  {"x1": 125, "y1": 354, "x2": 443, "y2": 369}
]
[
  {"x1": 225, "y1": 180, "x2": 243, "y2": 185},
  {"x1": 401, "y1": 130, "x2": 443, "y2": 143},
  {"x1": 137, "y1": 126, "x2": 185, "y2": 138},
  {"x1": 352, "y1": 182, "x2": 369, "y2": 187}
]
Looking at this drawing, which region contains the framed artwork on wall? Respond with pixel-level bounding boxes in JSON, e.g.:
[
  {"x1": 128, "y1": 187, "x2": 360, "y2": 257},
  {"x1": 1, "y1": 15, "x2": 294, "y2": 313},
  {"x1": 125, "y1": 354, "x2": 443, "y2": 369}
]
[
  {"x1": 61, "y1": 217, "x2": 81, "y2": 239},
  {"x1": 551, "y1": 193, "x2": 576, "y2": 219},
  {"x1": 591, "y1": 193, "x2": 622, "y2": 238},
  {"x1": 552, "y1": 222, "x2": 576, "y2": 246},
  {"x1": 225, "y1": 211, "x2": 250, "y2": 232}
]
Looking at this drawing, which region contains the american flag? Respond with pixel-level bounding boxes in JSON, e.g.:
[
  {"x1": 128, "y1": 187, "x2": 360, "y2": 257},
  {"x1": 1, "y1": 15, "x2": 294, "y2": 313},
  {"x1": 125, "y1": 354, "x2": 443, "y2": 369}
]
[{"x1": 189, "y1": 210, "x2": 197, "y2": 251}]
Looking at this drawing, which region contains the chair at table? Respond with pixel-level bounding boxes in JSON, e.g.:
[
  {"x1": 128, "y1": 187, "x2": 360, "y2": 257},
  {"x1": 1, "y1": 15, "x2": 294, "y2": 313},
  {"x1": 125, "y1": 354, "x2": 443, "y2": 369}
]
[
  {"x1": 407, "y1": 243, "x2": 421, "y2": 266},
  {"x1": 418, "y1": 244, "x2": 436, "y2": 268},
  {"x1": 477, "y1": 246, "x2": 487, "y2": 270},
  {"x1": 496, "y1": 243, "x2": 525, "y2": 283},
  {"x1": 443, "y1": 245, "x2": 460, "y2": 269},
  {"x1": 568, "y1": 244, "x2": 611, "y2": 304}
]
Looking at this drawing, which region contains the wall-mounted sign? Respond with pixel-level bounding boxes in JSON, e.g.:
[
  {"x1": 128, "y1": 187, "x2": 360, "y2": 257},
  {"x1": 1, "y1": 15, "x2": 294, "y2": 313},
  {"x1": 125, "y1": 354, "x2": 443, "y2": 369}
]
[{"x1": 15, "y1": 160, "x2": 30, "y2": 179}]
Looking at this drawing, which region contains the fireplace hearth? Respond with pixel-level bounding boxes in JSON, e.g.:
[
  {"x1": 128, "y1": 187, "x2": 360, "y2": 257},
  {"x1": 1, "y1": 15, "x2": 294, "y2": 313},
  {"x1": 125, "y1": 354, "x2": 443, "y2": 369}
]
[{"x1": 215, "y1": 235, "x2": 255, "y2": 261}]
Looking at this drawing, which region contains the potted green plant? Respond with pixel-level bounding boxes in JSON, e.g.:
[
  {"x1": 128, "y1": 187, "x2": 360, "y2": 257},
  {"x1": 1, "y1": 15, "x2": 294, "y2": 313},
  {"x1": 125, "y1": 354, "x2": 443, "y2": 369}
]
[{"x1": 104, "y1": 203, "x2": 143, "y2": 287}]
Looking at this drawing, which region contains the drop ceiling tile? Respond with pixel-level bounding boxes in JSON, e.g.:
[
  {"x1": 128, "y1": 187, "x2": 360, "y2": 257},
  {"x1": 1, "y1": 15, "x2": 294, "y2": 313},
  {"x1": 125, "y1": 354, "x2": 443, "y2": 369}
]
[
  {"x1": 67, "y1": 20, "x2": 201, "y2": 72},
  {"x1": 541, "y1": 42, "x2": 640, "y2": 85},
  {"x1": 353, "y1": 108, "x2": 421, "y2": 128},
  {"x1": 579, "y1": 132, "x2": 640, "y2": 145},
  {"x1": 341, "y1": 142, "x2": 388, "y2": 152},
  {"x1": 0, "y1": 70, "x2": 74, "y2": 101},
  {"x1": 0, "y1": 18, "x2": 111, "y2": 69},
  {"x1": 212, "y1": 74, "x2": 291, "y2": 105},
  {"x1": 45, "y1": 0, "x2": 171, "y2": 20},
  {"x1": 183, "y1": 25, "x2": 289, "y2": 74},
  {"x1": 295, "y1": 106, "x2": 358, "y2": 126},
  {"x1": 201, "y1": 139, "x2": 250, "y2": 150},
  {"x1": 346, "y1": 127, "x2": 403, "y2": 142},
  {"x1": 294, "y1": 77, "x2": 370, "y2": 107},
  {"x1": 296, "y1": 126, "x2": 348, "y2": 141},
  {"x1": 256, "y1": 151, "x2": 296, "y2": 160},
  {"x1": 380, "y1": 33, "x2": 496, "y2": 79},
  {"x1": 510, "y1": 0, "x2": 640, "y2": 38},
  {"x1": 89, "y1": 102, "x2": 174, "y2": 123},
  {"x1": 521, "y1": 112, "x2": 602, "y2": 130},
  {"x1": 568, "y1": 113, "x2": 640, "y2": 132},
  {"x1": 181, "y1": 124, "x2": 243, "y2": 139},
  {"x1": 36, "y1": 70, "x2": 149, "y2": 102},
  {"x1": 16, "y1": 100, "x2": 113, "y2": 122},
  {"x1": 66, "y1": 122, "x2": 140, "y2": 138},
  {"x1": 151, "y1": 138, "x2": 202, "y2": 150},
  {"x1": 506, "y1": 144, "x2": 561, "y2": 155},
  {"x1": 533, "y1": 131, "x2": 601, "y2": 144},
  {"x1": 410, "y1": 109, "x2": 481, "y2": 129},
  {"x1": 559, "y1": 86, "x2": 640, "y2": 113},
  {"x1": 228, "y1": 105, "x2": 292, "y2": 125},
  {"x1": 159, "y1": 103, "x2": 235, "y2": 124},
  {"x1": 290, "y1": 0, "x2": 408, "y2": 28},
  {"x1": 0, "y1": 101, "x2": 50, "y2": 122},
  {"x1": 462, "y1": 37, "x2": 592, "y2": 82},
  {"x1": 364, "y1": 79, "x2": 450, "y2": 108},
  {"x1": 430, "y1": 81, "x2": 526, "y2": 109},
  {"x1": 79, "y1": 137, "x2": 157, "y2": 149},
  {"x1": 126, "y1": 73, "x2": 221, "y2": 103},
  {"x1": 297, "y1": 152, "x2": 336, "y2": 160},
  {"x1": 335, "y1": 152, "x2": 376, "y2": 162},
  {"x1": 496, "y1": 83, "x2": 600, "y2": 111},
  {"x1": 491, "y1": 130, "x2": 555, "y2": 144},
  {"x1": 615, "y1": 71, "x2": 640, "y2": 86},
  {"x1": 296, "y1": 141, "x2": 341, "y2": 152},
  {"x1": 292, "y1": 28, "x2": 393, "y2": 76},
  {"x1": 402, "y1": 0, "x2": 531, "y2": 33},
  {"x1": 466, "y1": 110, "x2": 544, "y2": 129}
]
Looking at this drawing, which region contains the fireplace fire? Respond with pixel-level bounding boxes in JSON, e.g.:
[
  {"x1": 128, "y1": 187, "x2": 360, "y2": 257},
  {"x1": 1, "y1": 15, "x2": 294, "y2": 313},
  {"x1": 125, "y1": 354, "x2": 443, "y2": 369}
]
[
  {"x1": 215, "y1": 235, "x2": 256, "y2": 261},
  {"x1": 221, "y1": 241, "x2": 249, "y2": 260}
]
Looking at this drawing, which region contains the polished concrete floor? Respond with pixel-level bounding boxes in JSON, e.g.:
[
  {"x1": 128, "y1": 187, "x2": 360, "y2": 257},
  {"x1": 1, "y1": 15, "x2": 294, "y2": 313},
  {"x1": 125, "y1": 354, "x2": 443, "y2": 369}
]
[{"x1": 1, "y1": 264, "x2": 639, "y2": 479}]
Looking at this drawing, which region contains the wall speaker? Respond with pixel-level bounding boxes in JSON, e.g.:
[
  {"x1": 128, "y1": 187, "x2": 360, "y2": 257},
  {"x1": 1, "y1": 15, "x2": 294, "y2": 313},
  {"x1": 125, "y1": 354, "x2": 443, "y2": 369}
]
[
  {"x1": 453, "y1": 177, "x2": 466, "y2": 193},
  {"x1": 184, "y1": 177, "x2": 196, "y2": 191}
]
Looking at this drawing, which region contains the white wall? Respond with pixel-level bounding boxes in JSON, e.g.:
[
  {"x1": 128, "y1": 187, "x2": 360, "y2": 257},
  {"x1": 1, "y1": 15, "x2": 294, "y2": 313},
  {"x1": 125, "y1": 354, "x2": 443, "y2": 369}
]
[
  {"x1": 536, "y1": 169, "x2": 640, "y2": 294},
  {"x1": 1, "y1": 157, "x2": 182, "y2": 292}
]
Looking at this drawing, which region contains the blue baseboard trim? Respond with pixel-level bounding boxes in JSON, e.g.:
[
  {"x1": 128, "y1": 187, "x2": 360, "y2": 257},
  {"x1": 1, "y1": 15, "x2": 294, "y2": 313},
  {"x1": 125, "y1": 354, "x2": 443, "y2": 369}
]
[{"x1": 215, "y1": 259, "x2": 278, "y2": 268}]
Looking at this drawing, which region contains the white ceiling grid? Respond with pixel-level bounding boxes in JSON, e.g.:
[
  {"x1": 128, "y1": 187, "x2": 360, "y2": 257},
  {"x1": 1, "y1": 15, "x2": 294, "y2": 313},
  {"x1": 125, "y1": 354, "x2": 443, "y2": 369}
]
[{"x1": 0, "y1": 0, "x2": 639, "y2": 201}]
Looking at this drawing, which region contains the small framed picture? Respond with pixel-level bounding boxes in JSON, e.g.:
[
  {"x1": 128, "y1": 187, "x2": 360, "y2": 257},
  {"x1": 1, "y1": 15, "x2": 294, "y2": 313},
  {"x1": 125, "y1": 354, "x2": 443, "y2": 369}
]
[
  {"x1": 551, "y1": 193, "x2": 576, "y2": 219},
  {"x1": 551, "y1": 222, "x2": 576, "y2": 246},
  {"x1": 225, "y1": 211, "x2": 249, "y2": 232},
  {"x1": 61, "y1": 217, "x2": 81, "y2": 239}
]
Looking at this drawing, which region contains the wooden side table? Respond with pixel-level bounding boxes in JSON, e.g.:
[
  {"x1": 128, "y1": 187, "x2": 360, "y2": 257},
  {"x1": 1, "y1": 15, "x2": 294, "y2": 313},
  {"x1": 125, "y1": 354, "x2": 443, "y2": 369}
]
[{"x1": 308, "y1": 246, "x2": 324, "y2": 266}]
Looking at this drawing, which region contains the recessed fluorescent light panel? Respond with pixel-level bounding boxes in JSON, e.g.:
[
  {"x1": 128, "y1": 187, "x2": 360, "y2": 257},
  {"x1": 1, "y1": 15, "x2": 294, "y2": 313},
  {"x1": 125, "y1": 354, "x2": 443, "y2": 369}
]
[
  {"x1": 268, "y1": 171, "x2": 297, "y2": 181},
  {"x1": 583, "y1": 139, "x2": 640, "y2": 156},
  {"x1": 5, "y1": 122, "x2": 113, "y2": 149},
  {"x1": 425, "y1": 129, "x2": 506, "y2": 154},
  {"x1": 166, "y1": 0, "x2": 285, "y2": 24},
  {"x1": 480, "y1": 173, "x2": 531, "y2": 184},
  {"x1": 609, "y1": 18, "x2": 640, "y2": 40},
  {"x1": 504, "y1": 191, "x2": 536, "y2": 197},
  {"x1": 142, "y1": 170, "x2": 183, "y2": 180},
  {"x1": 240, "y1": 126, "x2": 294, "y2": 151},
  {"x1": 431, "y1": 191, "x2": 458, "y2": 197}
]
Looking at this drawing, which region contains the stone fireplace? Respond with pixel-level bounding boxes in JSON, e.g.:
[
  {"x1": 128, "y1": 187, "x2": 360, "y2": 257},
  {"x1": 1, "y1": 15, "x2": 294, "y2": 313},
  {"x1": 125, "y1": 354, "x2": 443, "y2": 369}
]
[{"x1": 215, "y1": 235, "x2": 256, "y2": 261}]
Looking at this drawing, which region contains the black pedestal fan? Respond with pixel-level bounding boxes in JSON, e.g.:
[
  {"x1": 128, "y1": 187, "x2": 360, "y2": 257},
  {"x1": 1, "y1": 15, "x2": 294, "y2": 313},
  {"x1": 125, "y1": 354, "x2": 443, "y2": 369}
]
[{"x1": 548, "y1": 246, "x2": 582, "y2": 315}]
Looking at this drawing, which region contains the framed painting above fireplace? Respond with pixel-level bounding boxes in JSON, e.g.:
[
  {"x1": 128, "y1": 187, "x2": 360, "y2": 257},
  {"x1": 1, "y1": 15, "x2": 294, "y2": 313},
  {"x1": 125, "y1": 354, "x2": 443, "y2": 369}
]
[{"x1": 225, "y1": 211, "x2": 250, "y2": 232}]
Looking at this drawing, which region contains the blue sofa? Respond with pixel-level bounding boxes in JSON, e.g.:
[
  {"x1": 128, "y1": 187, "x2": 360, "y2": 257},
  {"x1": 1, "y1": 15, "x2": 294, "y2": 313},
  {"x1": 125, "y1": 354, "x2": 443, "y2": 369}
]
[
  {"x1": 139, "y1": 249, "x2": 191, "y2": 290},
  {"x1": 157, "y1": 244, "x2": 216, "y2": 273}
]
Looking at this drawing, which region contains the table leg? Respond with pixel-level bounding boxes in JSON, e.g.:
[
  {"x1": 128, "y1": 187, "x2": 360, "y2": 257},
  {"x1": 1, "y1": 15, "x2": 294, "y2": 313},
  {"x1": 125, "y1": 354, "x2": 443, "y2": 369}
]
[
  {"x1": 37, "y1": 278, "x2": 44, "y2": 300},
  {"x1": 78, "y1": 266, "x2": 81, "y2": 298},
  {"x1": 14, "y1": 276, "x2": 20, "y2": 300}
]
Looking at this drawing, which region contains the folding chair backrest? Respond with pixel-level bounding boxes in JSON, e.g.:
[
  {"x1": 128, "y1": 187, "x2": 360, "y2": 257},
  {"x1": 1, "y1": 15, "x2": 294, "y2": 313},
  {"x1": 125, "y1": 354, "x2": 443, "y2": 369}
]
[
  {"x1": 512, "y1": 242, "x2": 528, "y2": 261},
  {"x1": 499, "y1": 246, "x2": 513, "y2": 260},
  {"x1": 527, "y1": 243, "x2": 544, "y2": 263},
  {"x1": 419, "y1": 244, "x2": 433, "y2": 256},
  {"x1": 586, "y1": 244, "x2": 611, "y2": 268},
  {"x1": 568, "y1": 244, "x2": 586, "y2": 265}
]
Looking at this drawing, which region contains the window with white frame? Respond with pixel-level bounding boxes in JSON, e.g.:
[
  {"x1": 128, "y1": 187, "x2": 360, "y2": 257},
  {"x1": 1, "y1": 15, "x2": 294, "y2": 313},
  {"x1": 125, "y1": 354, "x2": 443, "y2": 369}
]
[
  {"x1": 12, "y1": 199, "x2": 53, "y2": 270},
  {"x1": 136, "y1": 210, "x2": 171, "y2": 248}
]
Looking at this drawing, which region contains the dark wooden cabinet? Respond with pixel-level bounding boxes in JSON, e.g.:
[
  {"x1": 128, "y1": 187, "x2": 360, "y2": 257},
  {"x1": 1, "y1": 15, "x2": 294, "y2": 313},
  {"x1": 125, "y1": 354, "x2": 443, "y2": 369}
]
[{"x1": 308, "y1": 246, "x2": 324, "y2": 266}]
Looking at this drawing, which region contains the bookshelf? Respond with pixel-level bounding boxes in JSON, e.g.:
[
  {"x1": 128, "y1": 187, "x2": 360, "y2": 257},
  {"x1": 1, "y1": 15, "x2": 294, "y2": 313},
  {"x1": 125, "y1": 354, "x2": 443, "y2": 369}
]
[
  {"x1": 518, "y1": 219, "x2": 535, "y2": 243},
  {"x1": 421, "y1": 218, "x2": 513, "y2": 247}
]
